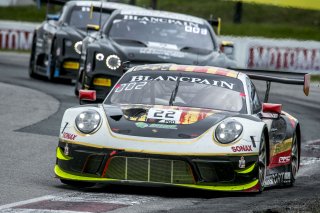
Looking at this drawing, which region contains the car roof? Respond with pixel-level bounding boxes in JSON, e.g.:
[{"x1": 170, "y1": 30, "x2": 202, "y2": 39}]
[
  {"x1": 120, "y1": 9, "x2": 206, "y2": 25},
  {"x1": 131, "y1": 64, "x2": 239, "y2": 78},
  {"x1": 66, "y1": 1, "x2": 143, "y2": 10}
]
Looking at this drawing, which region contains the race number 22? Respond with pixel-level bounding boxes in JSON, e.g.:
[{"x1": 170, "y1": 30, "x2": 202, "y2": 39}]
[{"x1": 147, "y1": 108, "x2": 182, "y2": 124}]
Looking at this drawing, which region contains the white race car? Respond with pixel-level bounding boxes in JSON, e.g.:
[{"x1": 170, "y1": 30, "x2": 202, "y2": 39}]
[{"x1": 55, "y1": 64, "x2": 311, "y2": 192}]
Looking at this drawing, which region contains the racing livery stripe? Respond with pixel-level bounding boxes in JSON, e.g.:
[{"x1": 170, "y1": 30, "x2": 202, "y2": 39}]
[
  {"x1": 59, "y1": 139, "x2": 258, "y2": 156},
  {"x1": 56, "y1": 147, "x2": 72, "y2": 161},
  {"x1": 176, "y1": 179, "x2": 259, "y2": 191},
  {"x1": 235, "y1": 162, "x2": 256, "y2": 174},
  {"x1": 136, "y1": 64, "x2": 240, "y2": 78}
]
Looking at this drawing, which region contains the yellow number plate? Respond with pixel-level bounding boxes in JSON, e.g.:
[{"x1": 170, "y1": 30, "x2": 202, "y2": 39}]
[{"x1": 93, "y1": 78, "x2": 111, "y2": 87}]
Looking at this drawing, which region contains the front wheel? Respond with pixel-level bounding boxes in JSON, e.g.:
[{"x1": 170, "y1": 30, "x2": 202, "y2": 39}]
[
  {"x1": 29, "y1": 34, "x2": 38, "y2": 78},
  {"x1": 60, "y1": 179, "x2": 95, "y2": 188},
  {"x1": 258, "y1": 133, "x2": 267, "y2": 192}
]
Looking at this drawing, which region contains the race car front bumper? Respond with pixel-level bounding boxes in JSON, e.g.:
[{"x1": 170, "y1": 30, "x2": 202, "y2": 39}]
[{"x1": 55, "y1": 141, "x2": 260, "y2": 192}]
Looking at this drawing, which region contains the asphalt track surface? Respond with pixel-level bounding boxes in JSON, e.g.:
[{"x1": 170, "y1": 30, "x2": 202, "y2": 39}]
[{"x1": 0, "y1": 52, "x2": 320, "y2": 212}]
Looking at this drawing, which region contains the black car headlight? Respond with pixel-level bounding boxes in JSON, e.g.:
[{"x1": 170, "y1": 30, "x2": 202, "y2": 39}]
[
  {"x1": 215, "y1": 119, "x2": 243, "y2": 144},
  {"x1": 106, "y1": 54, "x2": 121, "y2": 70},
  {"x1": 75, "y1": 110, "x2": 101, "y2": 134}
]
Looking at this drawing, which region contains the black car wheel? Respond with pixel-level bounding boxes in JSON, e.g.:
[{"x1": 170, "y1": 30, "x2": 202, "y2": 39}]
[
  {"x1": 289, "y1": 132, "x2": 299, "y2": 186},
  {"x1": 74, "y1": 70, "x2": 84, "y2": 96},
  {"x1": 28, "y1": 34, "x2": 38, "y2": 78},
  {"x1": 258, "y1": 133, "x2": 267, "y2": 192},
  {"x1": 60, "y1": 179, "x2": 95, "y2": 188}
]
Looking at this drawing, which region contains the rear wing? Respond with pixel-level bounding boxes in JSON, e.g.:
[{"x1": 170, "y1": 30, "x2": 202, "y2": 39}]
[
  {"x1": 233, "y1": 69, "x2": 312, "y2": 103},
  {"x1": 248, "y1": 73, "x2": 310, "y2": 103}
]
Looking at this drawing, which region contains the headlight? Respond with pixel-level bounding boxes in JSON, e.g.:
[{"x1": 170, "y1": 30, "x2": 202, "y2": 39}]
[
  {"x1": 74, "y1": 41, "x2": 82, "y2": 54},
  {"x1": 75, "y1": 110, "x2": 101, "y2": 134},
  {"x1": 96, "y1": 53, "x2": 104, "y2": 61},
  {"x1": 215, "y1": 119, "x2": 243, "y2": 144},
  {"x1": 106, "y1": 54, "x2": 121, "y2": 70}
]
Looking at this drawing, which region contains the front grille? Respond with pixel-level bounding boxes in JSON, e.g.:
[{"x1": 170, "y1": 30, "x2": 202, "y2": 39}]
[
  {"x1": 105, "y1": 156, "x2": 194, "y2": 184},
  {"x1": 196, "y1": 162, "x2": 235, "y2": 182}
]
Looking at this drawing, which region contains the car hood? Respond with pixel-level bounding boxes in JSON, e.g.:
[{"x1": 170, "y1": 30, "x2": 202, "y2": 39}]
[
  {"x1": 103, "y1": 104, "x2": 238, "y2": 139},
  {"x1": 107, "y1": 39, "x2": 236, "y2": 68}
]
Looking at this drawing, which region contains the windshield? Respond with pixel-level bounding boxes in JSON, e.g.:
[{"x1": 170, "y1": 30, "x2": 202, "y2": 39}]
[
  {"x1": 67, "y1": 6, "x2": 111, "y2": 30},
  {"x1": 108, "y1": 14, "x2": 215, "y2": 53},
  {"x1": 105, "y1": 71, "x2": 247, "y2": 113}
]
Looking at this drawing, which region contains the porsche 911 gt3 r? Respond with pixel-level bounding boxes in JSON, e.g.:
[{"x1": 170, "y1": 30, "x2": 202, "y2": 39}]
[{"x1": 55, "y1": 64, "x2": 311, "y2": 192}]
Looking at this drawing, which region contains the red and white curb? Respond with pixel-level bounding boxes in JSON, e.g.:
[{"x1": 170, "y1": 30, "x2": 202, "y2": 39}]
[{"x1": 0, "y1": 192, "x2": 158, "y2": 213}]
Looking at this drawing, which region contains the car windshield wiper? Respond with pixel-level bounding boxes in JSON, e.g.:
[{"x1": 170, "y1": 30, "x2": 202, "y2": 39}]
[
  {"x1": 112, "y1": 38, "x2": 147, "y2": 47},
  {"x1": 169, "y1": 73, "x2": 181, "y2": 106}
]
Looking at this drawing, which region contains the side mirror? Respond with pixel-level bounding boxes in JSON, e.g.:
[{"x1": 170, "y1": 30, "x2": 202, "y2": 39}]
[
  {"x1": 47, "y1": 14, "x2": 60, "y2": 21},
  {"x1": 262, "y1": 103, "x2": 282, "y2": 114},
  {"x1": 207, "y1": 15, "x2": 221, "y2": 35},
  {"x1": 87, "y1": 24, "x2": 100, "y2": 32},
  {"x1": 79, "y1": 90, "x2": 96, "y2": 105},
  {"x1": 220, "y1": 41, "x2": 234, "y2": 59}
]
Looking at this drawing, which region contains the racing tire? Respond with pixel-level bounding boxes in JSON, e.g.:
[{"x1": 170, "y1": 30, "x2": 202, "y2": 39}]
[
  {"x1": 288, "y1": 132, "x2": 299, "y2": 186},
  {"x1": 74, "y1": 70, "x2": 84, "y2": 96},
  {"x1": 257, "y1": 133, "x2": 267, "y2": 192},
  {"x1": 28, "y1": 34, "x2": 38, "y2": 79},
  {"x1": 60, "y1": 179, "x2": 96, "y2": 188}
]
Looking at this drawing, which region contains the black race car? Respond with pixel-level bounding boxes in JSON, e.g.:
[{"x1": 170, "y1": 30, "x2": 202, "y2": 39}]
[
  {"x1": 28, "y1": 0, "x2": 142, "y2": 81},
  {"x1": 75, "y1": 9, "x2": 236, "y2": 100}
]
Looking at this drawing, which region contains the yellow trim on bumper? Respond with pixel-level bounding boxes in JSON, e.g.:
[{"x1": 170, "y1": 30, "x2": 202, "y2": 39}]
[
  {"x1": 54, "y1": 165, "x2": 258, "y2": 191},
  {"x1": 63, "y1": 61, "x2": 79, "y2": 70},
  {"x1": 176, "y1": 179, "x2": 259, "y2": 191},
  {"x1": 235, "y1": 162, "x2": 256, "y2": 174},
  {"x1": 56, "y1": 147, "x2": 72, "y2": 161},
  {"x1": 55, "y1": 165, "x2": 116, "y2": 182}
]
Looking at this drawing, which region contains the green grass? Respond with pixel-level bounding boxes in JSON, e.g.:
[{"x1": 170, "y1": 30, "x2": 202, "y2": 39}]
[{"x1": 0, "y1": 1, "x2": 319, "y2": 41}]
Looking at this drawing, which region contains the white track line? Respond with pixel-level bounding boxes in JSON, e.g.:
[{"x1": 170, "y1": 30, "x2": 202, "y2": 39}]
[{"x1": 0, "y1": 195, "x2": 56, "y2": 210}]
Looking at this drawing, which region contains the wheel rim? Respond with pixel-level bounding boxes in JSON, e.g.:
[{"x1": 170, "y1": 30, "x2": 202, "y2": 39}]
[
  {"x1": 258, "y1": 135, "x2": 267, "y2": 187},
  {"x1": 291, "y1": 134, "x2": 299, "y2": 179}
]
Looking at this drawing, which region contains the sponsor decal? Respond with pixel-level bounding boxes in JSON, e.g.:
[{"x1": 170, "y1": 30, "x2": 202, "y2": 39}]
[
  {"x1": 238, "y1": 156, "x2": 246, "y2": 168},
  {"x1": 135, "y1": 122, "x2": 177, "y2": 129},
  {"x1": 62, "y1": 132, "x2": 77, "y2": 141},
  {"x1": 139, "y1": 48, "x2": 185, "y2": 58},
  {"x1": 247, "y1": 46, "x2": 320, "y2": 71},
  {"x1": 279, "y1": 156, "x2": 291, "y2": 164},
  {"x1": 232, "y1": 145, "x2": 253, "y2": 152},
  {"x1": 114, "y1": 82, "x2": 147, "y2": 93},
  {"x1": 147, "y1": 41, "x2": 178, "y2": 50},
  {"x1": 129, "y1": 75, "x2": 235, "y2": 90},
  {"x1": 264, "y1": 172, "x2": 291, "y2": 187},
  {"x1": 123, "y1": 15, "x2": 203, "y2": 28}
]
